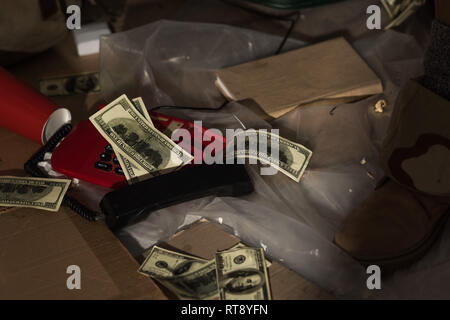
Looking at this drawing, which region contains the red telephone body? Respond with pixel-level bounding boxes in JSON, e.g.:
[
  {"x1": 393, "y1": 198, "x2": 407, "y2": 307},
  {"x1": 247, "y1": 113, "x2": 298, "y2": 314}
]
[{"x1": 51, "y1": 110, "x2": 226, "y2": 189}]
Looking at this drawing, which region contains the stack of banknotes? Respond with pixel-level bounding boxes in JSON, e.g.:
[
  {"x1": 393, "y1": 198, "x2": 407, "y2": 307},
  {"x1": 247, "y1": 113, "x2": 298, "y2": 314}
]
[
  {"x1": 89, "y1": 94, "x2": 194, "y2": 184},
  {"x1": 139, "y1": 244, "x2": 272, "y2": 300}
]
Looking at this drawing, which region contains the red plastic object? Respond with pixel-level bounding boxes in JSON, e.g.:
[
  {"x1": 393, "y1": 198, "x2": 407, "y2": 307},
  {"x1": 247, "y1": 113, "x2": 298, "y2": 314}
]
[
  {"x1": 148, "y1": 112, "x2": 226, "y2": 164},
  {"x1": 0, "y1": 67, "x2": 59, "y2": 144},
  {"x1": 52, "y1": 120, "x2": 127, "y2": 188},
  {"x1": 51, "y1": 111, "x2": 226, "y2": 189}
]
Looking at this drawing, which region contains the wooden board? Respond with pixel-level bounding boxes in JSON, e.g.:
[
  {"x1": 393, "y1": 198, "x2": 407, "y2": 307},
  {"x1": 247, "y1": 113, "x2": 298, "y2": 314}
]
[{"x1": 216, "y1": 37, "x2": 382, "y2": 118}]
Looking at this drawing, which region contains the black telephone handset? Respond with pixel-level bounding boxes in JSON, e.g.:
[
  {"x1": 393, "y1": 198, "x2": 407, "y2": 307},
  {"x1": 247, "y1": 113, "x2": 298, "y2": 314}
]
[{"x1": 100, "y1": 164, "x2": 254, "y2": 230}]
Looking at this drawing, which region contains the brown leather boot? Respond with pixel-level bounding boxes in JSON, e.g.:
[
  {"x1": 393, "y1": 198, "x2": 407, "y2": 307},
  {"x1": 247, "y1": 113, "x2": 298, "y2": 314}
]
[
  {"x1": 335, "y1": 179, "x2": 450, "y2": 271},
  {"x1": 335, "y1": 27, "x2": 450, "y2": 271}
]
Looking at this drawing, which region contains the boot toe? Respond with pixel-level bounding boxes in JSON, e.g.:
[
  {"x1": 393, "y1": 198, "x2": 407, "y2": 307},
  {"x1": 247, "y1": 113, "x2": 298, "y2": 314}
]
[{"x1": 335, "y1": 181, "x2": 430, "y2": 263}]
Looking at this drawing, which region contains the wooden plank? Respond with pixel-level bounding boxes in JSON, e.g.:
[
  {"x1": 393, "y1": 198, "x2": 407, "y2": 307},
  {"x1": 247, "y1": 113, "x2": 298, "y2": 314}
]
[{"x1": 216, "y1": 37, "x2": 382, "y2": 118}]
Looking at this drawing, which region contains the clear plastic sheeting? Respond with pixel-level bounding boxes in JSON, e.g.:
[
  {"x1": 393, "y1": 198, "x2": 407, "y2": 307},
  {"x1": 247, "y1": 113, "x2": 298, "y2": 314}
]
[
  {"x1": 97, "y1": 20, "x2": 450, "y2": 298},
  {"x1": 99, "y1": 20, "x2": 302, "y2": 108}
]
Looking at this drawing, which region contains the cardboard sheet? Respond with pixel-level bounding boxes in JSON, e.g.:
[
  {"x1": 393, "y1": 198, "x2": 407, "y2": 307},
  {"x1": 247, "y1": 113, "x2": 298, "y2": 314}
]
[
  {"x1": 0, "y1": 207, "x2": 120, "y2": 299},
  {"x1": 0, "y1": 126, "x2": 166, "y2": 300}
]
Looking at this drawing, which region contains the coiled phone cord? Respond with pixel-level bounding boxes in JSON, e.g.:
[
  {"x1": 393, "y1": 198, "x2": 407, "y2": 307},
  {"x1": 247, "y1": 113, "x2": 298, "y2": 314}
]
[{"x1": 24, "y1": 124, "x2": 100, "y2": 221}]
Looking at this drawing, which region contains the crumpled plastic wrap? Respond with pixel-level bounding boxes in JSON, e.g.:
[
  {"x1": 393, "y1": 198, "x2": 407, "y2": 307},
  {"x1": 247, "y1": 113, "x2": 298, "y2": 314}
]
[{"x1": 97, "y1": 20, "x2": 450, "y2": 298}]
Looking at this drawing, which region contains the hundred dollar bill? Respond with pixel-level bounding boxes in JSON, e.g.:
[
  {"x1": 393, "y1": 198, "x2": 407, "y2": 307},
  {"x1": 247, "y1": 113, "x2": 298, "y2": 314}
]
[
  {"x1": 229, "y1": 243, "x2": 271, "y2": 268},
  {"x1": 138, "y1": 246, "x2": 218, "y2": 299},
  {"x1": 40, "y1": 72, "x2": 100, "y2": 96},
  {"x1": 165, "y1": 260, "x2": 219, "y2": 300},
  {"x1": 89, "y1": 94, "x2": 193, "y2": 177},
  {"x1": 158, "y1": 244, "x2": 272, "y2": 300},
  {"x1": 215, "y1": 247, "x2": 271, "y2": 300},
  {"x1": 230, "y1": 129, "x2": 312, "y2": 182},
  {"x1": 113, "y1": 97, "x2": 155, "y2": 184},
  {"x1": 0, "y1": 176, "x2": 71, "y2": 212},
  {"x1": 131, "y1": 97, "x2": 152, "y2": 124},
  {"x1": 139, "y1": 246, "x2": 208, "y2": 278}
]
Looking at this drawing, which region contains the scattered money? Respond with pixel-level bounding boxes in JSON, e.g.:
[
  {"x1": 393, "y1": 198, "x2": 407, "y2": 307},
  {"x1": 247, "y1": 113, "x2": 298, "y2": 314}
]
[
  {"x1": 231, "y1": 129, "x2": 312, "y2": 182},
  {"x1": 89, "y1": 94, "x2": 193, "y2": 178},
  {"x1": 161, "y1": 261, "x2": 219, "y2": 300},
  {"x1": 138, "y1": 246, "x2": 217, "y2": 300},
  {"x1": 40, "y1": 72, "x2": 100, "y2": 96},
  {"x1": 216, "y1": 246, "x2": 271, "y2": 300},
  {"x1": 0, "y1": 176, "x2": 71, "y2": 212},
  {"x1": 113, "y1": 97, "x2": 156, "y2": 184},
  {"x1": 139, "y1": 244, "x2": 272, "y2": 300}
]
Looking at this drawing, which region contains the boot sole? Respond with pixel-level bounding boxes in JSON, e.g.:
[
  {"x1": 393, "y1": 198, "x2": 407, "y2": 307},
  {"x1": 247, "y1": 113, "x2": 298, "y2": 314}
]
[{"x1": 355, "y1": 207, "x2": 450, "y2": 273}]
